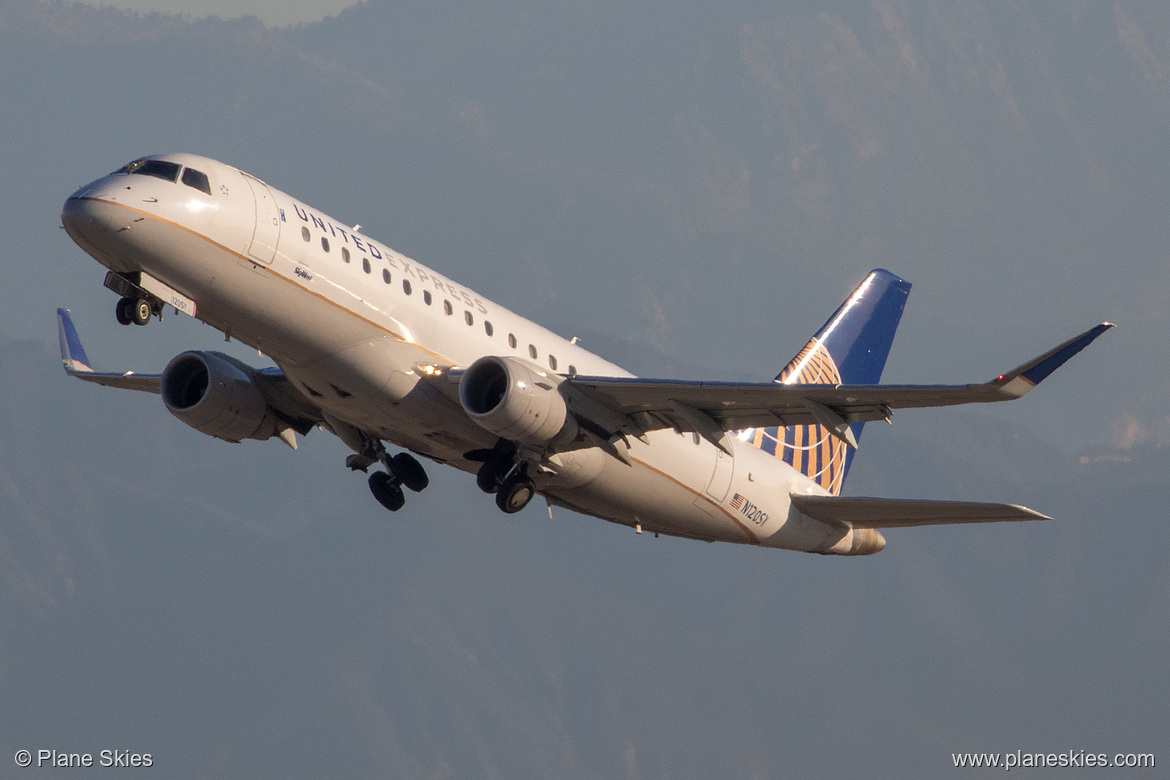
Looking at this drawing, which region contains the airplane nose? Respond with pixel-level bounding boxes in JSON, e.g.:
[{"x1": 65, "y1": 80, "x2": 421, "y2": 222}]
[
  {"x1": 61, "y1": 192, "x2": 108, "y2": 246},
  {"x1": 61, "y1": 191, "x2": 90, "y2": 223},
  {"x1": 61, "y1": 183, "x2": 133, "y2": 269},
  {"x1": 61, "y1": 173, "x2": 133, "y2": 230}
]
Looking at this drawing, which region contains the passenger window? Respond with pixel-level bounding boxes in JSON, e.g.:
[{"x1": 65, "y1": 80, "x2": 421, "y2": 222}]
[
  {"x1": 484, "y1": 321, "x2": 494, "y2": 337},
  {"x1": 528, "y1": 345, "x2": 538, "y2": 360},
  {"x1": 403, "y1": 280, "x2": 412, "y2": 295},
  {"x1": 342, "y1": 247, "x2": 351, "y2": 263},
  {"x1": 464, "y1": 311, "x2": 474, "y2": 326},
  {"x1": 382, "y1": 269, "x2": 391, "y2": 284},
  {"x1": 548, "y1": 355, "x2": 558, "y2": 371},
  {"x1": 508, "y1": 334, "x2": 517, "y2": 349},
  {"x1": 301, "y1": 227, "x2": 311, "y2": 242},
  {"x1": 181, "y1": 168, "x2": 211, "y2": 195},
  {"x1": 321, "y1": 237, "x2": 330, "y2": 252},
  {"x1": 568, "y1": 365, "x2": 577, "y2": 376},
  {"x1": 443, "y1": 300, "x2": 453, "y2": 315},
  {"x1": 362, "y1": 258, "x2": 371, "y2": 274},
  {"x1": 423, "y1": 291, "x2": 432, "y2": 305}
]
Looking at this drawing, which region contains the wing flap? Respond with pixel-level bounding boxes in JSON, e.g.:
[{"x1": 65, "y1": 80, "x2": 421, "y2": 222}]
[{"x1": 791, "y1": 493, "x2": 1050, "y2": 529}]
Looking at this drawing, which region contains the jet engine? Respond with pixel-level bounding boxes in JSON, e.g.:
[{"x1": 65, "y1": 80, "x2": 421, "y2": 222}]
[
  {"x1": 459, "y1": 356, "x2": 577, "y2": 446},
  {"x1": 161, "y1": 351, "x2": 280, "y2": 443}
]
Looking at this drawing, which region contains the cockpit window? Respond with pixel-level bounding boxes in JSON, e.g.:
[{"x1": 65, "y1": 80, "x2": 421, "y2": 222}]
[
  {"x1": 115, "y1": 159, "x2": 181, "y2": 182},
  {"x1": 181, "y1": 168, "x2": 211, "y2": 195}
]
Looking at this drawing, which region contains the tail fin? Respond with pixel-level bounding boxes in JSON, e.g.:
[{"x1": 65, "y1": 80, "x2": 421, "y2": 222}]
[{"x1": 743, "y1": 269, "x2": 911, "y2": 494}]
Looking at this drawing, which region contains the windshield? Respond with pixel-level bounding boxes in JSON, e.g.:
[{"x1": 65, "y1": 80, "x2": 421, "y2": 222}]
[
  {"x1": 181, "y1": 167, "x2": 211, "y2": 195},
  {"x1": 114, "y1": 159, "x2": 181, "y2": 182}
]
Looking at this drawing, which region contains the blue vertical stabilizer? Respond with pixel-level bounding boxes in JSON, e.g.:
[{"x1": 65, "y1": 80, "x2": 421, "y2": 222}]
[{"x1": 743, "y1": 270, "x2": 911, "y2": 494}]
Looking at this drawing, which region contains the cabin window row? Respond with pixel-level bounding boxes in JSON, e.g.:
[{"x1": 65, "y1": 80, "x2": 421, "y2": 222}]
[{"x1": 299, "y1": 226, "x2": 572, "y2": 373}]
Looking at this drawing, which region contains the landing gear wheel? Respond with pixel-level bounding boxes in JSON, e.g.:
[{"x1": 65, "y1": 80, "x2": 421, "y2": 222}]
[
  {"x1": 389, "y1": 452, "x2": 429, "y2": 492},
  {"x1": 132, "y1": 297, "x2": 153, "y2": 326},
  {"x1": 495, "y1": 476, "x2": 536, "y2": 514},
  {"x1": 476, "y1": 458, "x2": 511, "y2": 494},
  {"x1": 368, "y1": 471, "x2": 405, "y2": 512},
  {"x1": 116, "y1": 297, "x2": 136, "y2": 326}
]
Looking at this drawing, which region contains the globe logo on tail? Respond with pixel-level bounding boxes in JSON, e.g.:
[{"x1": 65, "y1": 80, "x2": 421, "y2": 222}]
[{"x1": 742, "y1": 337, "x2": 850, "y2": 495}]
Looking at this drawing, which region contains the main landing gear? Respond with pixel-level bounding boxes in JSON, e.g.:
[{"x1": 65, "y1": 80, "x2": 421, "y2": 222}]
[
  {"x1": 495, "y1": 471, "x2": 537, "y2": 514},
  {"x1": 363, "y1": 440, "x2": 537, "y2": 516},
  {"x1": 367, "y1": 451, "x2": 429, "y2": 513},
  {"x1": 470, "y1": 445, "x2": 537, "y2": 514}
]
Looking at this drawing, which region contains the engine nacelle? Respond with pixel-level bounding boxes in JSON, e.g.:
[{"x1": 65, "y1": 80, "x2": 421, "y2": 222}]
[
  {"x1": 161, "y1": 351, "x2": 279, "y2": 443},
  {"x1": 459, "y1": 356, "x2": 576, "y2": 446}
]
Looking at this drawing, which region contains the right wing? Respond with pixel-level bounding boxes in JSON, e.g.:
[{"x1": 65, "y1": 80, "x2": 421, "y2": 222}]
[
  {"x1": 58, "y1": 307, "x2": 162, "y2": 393},
  {"x1": 56, "y1": 308, "x2": 323, "y2": 430}
]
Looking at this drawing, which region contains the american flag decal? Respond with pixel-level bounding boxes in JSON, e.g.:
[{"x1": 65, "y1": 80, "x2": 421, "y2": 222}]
[{"x1": 730, "y1": 493, "x2": 745, "y2": 510}]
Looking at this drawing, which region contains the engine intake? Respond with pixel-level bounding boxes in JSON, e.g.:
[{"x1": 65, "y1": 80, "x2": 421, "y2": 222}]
[
  {"x1": 161, "y1": 351, "x2": 279, "y2": 443},
  {"x1": 459, "y1": 356, "x2": 576, "y2": 446}
]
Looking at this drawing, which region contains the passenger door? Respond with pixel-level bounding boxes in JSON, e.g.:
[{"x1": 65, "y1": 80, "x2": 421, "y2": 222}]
[{"x1": 243, "y1": 174, "x2": 280, "y2": 265}]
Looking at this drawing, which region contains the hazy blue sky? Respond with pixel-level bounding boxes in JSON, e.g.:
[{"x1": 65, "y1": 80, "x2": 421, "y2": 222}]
[
  {"x1": 2, "y1": 1, "x2": 1167, "y2": 776},
  {"x1": 72, "y1": 0, "x2": 360, "y2": 25}
]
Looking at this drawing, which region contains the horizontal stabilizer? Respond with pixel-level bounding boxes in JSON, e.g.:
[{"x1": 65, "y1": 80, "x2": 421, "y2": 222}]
[{"x1": 790, "y1": 493, "x2": 1050, "y2": 529}]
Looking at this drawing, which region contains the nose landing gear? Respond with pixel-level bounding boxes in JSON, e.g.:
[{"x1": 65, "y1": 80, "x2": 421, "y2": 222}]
[
  {"x1": 105, "y1": 272, "x2": 164, "y2": 326},
  {"x1": 116, "y1": 296, "x2": 156, "y2": 326}
]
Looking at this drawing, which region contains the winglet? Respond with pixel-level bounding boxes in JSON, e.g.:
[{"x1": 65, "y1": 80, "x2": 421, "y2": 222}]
[
  {"x1": 57, "y1": 308, "x2": 95, "y2": 374},
  {"x1": 992, "y1": 322, "x2": 1115, "y2": 398},
  {"x1": 53, "y1": 309, "x2": 163, "y2": 394}
]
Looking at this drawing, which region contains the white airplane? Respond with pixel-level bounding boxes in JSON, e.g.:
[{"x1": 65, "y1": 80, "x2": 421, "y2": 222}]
[{"x1": 58, "y1": 153, "x2": 1112, "y2": 555}]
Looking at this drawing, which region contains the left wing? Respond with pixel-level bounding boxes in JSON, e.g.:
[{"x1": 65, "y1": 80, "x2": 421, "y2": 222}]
[{"x1": 564, "y1": 323, "x2": 1114, "y2": 452}]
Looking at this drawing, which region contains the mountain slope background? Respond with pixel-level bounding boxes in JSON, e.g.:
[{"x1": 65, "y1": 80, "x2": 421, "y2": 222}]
[{"x1": 1, "y1": 1, "x2": 1167, "y2": 776}]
